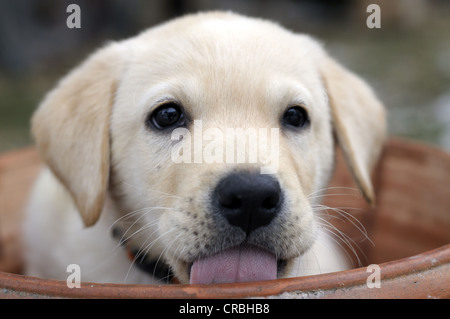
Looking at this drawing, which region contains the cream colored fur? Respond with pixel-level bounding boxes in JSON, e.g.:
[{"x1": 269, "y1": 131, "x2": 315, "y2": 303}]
[{"x1": 24, "y1": 12, "x2": 385, "y2": 284}]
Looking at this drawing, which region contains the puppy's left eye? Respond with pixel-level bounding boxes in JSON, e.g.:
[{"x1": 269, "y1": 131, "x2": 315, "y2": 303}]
[
  {"x1": 282, "y1": 106, "x2": 310, "y2": 128},
  {"x1": 148, "y1": 102, "x2": 186, "y2": 130}
]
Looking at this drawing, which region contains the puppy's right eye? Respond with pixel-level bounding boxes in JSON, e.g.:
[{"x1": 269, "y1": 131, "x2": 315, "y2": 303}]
[{"x1": 147, "y1": 103, "x2": 186, "y2": 130}]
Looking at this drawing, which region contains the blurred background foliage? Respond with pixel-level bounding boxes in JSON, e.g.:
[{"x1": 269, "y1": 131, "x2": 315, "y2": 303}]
[{"x1": 0, "y1": 0, "x2": 449, "y2": 152}]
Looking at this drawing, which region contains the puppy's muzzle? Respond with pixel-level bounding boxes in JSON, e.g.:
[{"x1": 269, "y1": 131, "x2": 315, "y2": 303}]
[
  {"x1": 213, "y1": 172, "x2": 282, "y2": 235},
  {"x1": 189, "y1": 172, "x2": 284, "y2": 284}
]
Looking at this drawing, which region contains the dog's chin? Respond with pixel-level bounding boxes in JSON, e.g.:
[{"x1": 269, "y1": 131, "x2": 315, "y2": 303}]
[{"x1": 168, "y1": 244, "x2": 292, "y2": 285}]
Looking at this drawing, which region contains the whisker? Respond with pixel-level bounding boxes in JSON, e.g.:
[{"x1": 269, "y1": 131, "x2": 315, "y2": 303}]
[
  {"x1": 108, "y1": 207, "x2": 152, "y2": 233},
  {"x1": 124, "y1": 227, "x2": 177, "y2": 283},
  {"x1": 314, "y1": 204, "x2": 372, "y2": 245},
  {"x1": 112, "y1": 206, "x2": 177, "y2": 247},
  {"x1": 306, "y1": 186, "x2": 362, "y2": 199},
  {"x1": 120, "y1": 222, "x2": 161, "y2": 251},
  {"x1": 316, "y1": 218, "x2": 369, "y2": 267},
  {"x1": 150, "y1": 232, "x2": 184, "y2": 282},
  {"x1": 316, "y1": 224, "x2": 362, "y2": 267},
  {"x1": 116, "y1": 211, "x2": 157, "y2": 247}
]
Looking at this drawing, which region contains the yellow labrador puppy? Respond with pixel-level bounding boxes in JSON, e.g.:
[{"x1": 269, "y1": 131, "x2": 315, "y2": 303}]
[{"x1": 24, "y1": 12, "x2": 385, "y2": 285}]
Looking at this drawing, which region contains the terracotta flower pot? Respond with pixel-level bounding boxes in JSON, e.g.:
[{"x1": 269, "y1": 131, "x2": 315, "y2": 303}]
[{"x1": 0, "y1": 138, "x2": 449, "y2": 298}]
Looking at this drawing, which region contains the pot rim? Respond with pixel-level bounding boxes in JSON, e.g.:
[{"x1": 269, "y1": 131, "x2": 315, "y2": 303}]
[{"x1": 1, "y1": 243, "x2": 448, "y2": 299}]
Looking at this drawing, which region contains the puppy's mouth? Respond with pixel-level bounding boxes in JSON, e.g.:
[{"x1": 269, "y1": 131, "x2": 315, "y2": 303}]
[{"x1": 188, "y1": 244, "x2": 286, "y2": 285}]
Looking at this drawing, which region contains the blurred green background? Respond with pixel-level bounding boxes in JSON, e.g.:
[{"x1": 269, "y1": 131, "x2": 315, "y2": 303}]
[{"x1": 1, "y1": 0, "x2": 449, "y2": 152}]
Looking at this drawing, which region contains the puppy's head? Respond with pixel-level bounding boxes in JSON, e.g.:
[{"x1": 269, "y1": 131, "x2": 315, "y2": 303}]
[{"x1": 32, "y1": 12, "x2": 385, "y2": 284}]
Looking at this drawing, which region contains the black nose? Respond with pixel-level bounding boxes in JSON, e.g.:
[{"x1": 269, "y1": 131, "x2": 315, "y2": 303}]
[{"x1": 213, "y1": 172, "x2": 282, "y2": 235}]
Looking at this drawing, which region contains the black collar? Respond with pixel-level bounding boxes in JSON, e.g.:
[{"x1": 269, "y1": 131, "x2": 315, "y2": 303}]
[
  {"x1": 128, "y1": 248, "x2": 174, "y2": 282},
  {"x1": 112, "y1": 226, "x2": 174, "y2": 283}
]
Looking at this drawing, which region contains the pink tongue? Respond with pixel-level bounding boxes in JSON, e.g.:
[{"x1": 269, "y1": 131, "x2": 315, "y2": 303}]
[{"x1": 190, "y1": 244, "x2": 277, "y2": 284}]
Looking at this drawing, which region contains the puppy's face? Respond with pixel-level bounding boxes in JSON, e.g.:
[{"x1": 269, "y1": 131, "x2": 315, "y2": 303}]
[{"x1": 32, "y1": 13, "x2": 385, "y2": 284}]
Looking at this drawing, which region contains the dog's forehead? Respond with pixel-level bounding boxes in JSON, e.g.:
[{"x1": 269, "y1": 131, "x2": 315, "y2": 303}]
[
  {"x1": 116, "y1": 14, "x2": 325, "y2": 123},
  {"x1": 127, "y1": 14, "x2": 322, "y2": 82}
]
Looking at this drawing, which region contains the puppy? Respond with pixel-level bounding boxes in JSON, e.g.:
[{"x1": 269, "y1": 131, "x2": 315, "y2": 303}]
[{"x1": 23, "y1": 12, "x2": 385, "y2": 285}]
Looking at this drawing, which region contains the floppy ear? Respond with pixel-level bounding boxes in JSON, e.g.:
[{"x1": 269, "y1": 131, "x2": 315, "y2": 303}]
[
  {"x1": 32, "y1": 43, "x2": 123, "y2": 226},
  {"x1": 320, "y1": 54, "x2": 386, "y2": 206}
]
